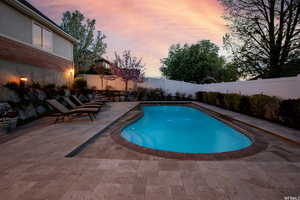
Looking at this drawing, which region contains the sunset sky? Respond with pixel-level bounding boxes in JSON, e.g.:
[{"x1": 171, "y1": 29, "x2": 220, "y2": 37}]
[{"x1": 28, "y1": 0, "x2": 228, "y2": 77}]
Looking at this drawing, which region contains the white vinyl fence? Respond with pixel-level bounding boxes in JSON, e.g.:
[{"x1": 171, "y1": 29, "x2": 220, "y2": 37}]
[{"x1": 138, "y1": 75, "x2": 300, "y2": 99}]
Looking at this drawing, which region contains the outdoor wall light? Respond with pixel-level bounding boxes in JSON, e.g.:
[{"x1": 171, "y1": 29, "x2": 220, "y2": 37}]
[
  {"x1": 19, "y1": 76, "x2": 28, "y2": 87},
  {"x1": 68, "y1": 68, "x2": 74, "y2": 76},
  {"x1": 67, "y1": 69, "x2": 74, "y2": 87},
  {"x1": 20, "y1": 77, "x2": 28, "y2": 81}
]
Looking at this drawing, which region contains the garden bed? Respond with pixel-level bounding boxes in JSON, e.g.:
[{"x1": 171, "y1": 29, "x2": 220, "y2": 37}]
[{"x1": 195, "y1": 91, "x2": 300, "y2": 130}]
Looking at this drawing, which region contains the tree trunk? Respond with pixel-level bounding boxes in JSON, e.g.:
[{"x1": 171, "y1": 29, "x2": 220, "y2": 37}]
[
  {"x1": 269, "y1": 50, "x2": 281, "y2": 78},
  {"x1": 267, "y1": 0, "x2": 281, "y2": 78},
  {"x1": 124, "y1": 80, "x2": 129, "y2": 101},
  {"x1": 100, "y1": 75, "x2": 104, "y2": 90},
  {"x1": 125, "y1": 80, "x2": 128, "y2": 92}
]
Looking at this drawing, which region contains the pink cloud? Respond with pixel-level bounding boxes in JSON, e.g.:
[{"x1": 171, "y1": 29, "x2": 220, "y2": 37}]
[{"x1": 28, "y1": 0, "x2": 227, "y2": 77}]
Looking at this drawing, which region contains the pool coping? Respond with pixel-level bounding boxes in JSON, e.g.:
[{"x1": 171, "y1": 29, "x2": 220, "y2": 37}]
[
  {"x1": 111, "y1": 102, "x2": 268, "y2": 160},
  {"x1": 193, "y1": 102, "x2": 300, "y2": 145},
  {"x1": 65, "y1": 103, "x2": 139, "y2": 157}
]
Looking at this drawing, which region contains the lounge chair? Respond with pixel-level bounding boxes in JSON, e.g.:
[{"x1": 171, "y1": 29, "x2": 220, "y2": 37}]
[
  {"x1": 63, "y1": 97, "x2": 102, "y2": 110},
  {"x1": 79, "y1": 94, "x2": 109, "y2": 104},
  {"x1": 71, "y1": 95, "x2": 105, "y2": 106},
  {"x1": 46, "y1": 99, "x2": 99, "y2": 122},
  {"x1": 95, "y1": 94, "x2": 110, "y2": 102},
  {"x1": 86, "y1": 95, "x2": 109, "y2": 104}
]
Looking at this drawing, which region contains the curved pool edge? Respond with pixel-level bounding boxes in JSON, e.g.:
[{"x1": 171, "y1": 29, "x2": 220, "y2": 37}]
[{"x1": 111, "y1": 103, "x2": 268, "y2": 160}]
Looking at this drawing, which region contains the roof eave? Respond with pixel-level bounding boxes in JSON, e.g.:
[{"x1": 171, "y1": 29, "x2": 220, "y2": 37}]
[{"x1": 4, "y1": 0, "x2": 78, "y2": 44}]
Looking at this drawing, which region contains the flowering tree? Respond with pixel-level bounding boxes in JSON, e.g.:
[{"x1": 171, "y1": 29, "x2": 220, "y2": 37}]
[{"x1": 112, "y1": 50, "x2": 144, "y2": 92}]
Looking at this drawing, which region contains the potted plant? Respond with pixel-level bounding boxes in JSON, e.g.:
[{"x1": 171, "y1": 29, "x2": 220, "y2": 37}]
[{"x1": 0, "y1": 103, "x2": 18, "y2": 134}]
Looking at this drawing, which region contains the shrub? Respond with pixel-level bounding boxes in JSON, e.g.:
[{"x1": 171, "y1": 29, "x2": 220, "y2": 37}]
[
  {"x1": 175, "y1": 92, "x2": 181, "y2": 100},
  {"x1": 42, "y1": 84, "x2": 58, "y2": 98},
  {"x1": 145, "y1": 89, "x2": 158, "y2": 101},
  {"x1": 0, "y1": 103, "x2": 11, "y2": 118},
  {"x1": 166, "y1": 93, "x2": 173, "y2": 101},
  {"x1": 44, "y1": 83, "x2": 56, "y2": 89},
  {"x1": 239, "y1": 95, "x2": 251, "y2": 115},
  {"x1": 136, "y1": 88, "x2": 167, "y2": 101},
  {"x1": 263, "y1": 96, "x2": 281, "y2": 121},
  {"x1": 205, "y1": 92, "x2": 218, "y2": 105},
  {"x1": 180, "y1": 93, "x2": 186, "y2": 100},
  {"x1": 249, "y1": 94, "x2": 280, "y2": 119},
  {"x1": 4, "y1": 81, "x2": 19, "y2": 89},
  {"x1": 224, "y1": 93, "x2": 241, "y2": 111},
  {"x1": 187, "y1": 94, "x2": 193, "y2": 100},
  {"x1": 136, "y1": 87, "x2": 147, "y2": 100},
  {"x1": 57, "y1": 88, "x2": 66, "y2": 96},
  {"x1": 216, "y1": 93, "x2": 225, "y2": 107},
  {"x1": 155, "y1": 88, "x2": 165, "y2": 101},
  {"x1": 202, "y1": 92, "x2": 208, "y2": 103},
  {"x1": 72, "y1": 78, "x2": 87, "y2": 90},
  {"x1": 279, "y1": 99, "x2": 300, "y2": 129},
  {"x1": 30, "y1": 82, "x2": 41, "y2": 89},
  {"x1": 195, "y1": 91, "x2": 205, "y2": 102},
  {"x1": 194, "y1": 90, "x2": 299, "y2": 130}
]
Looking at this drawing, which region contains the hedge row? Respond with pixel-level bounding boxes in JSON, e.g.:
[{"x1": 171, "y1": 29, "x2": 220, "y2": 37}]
[
  {"x1": 135, "y1": 87, "x2": 193, "y2": 101},
  {"x1": 195, "y1": 91, "x2": 300, "y2": 130}
]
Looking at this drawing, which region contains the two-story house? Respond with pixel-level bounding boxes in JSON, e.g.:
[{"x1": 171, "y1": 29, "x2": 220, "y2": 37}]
[{"x1": 0, "y1": 0, "x2": 77, "y2": 86}]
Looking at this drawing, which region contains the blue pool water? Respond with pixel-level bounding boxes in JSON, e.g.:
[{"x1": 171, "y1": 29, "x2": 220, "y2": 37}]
[{"x1": 121, "y1": 105, "x2": 252, "y2": 154}]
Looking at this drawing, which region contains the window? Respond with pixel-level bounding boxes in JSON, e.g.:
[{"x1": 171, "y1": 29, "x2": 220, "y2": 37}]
[
  {"x1": 43, "y1": 29, "x2": 53, "y2": 51},
  {"x1": 32, "y1": 22, "x2": 53, "y2": 51},
  {"x1": 32, "y1": 23, "x2": 42, "y2": 48}
]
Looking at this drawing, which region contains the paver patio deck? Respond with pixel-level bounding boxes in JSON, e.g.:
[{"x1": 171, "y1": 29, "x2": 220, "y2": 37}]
[
  {"x1": 194, "y1": 102, "x2": 300, "y2": 144},
  {"x1": 0, "y1": 102, "x2": 299, "y2": 200}
]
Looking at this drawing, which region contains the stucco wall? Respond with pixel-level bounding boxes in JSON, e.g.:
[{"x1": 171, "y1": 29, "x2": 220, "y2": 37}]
[
  {"x1": 53, "y1": 33, "x2": 73, "y2": 61},
  {"x1": 139, "y1": 76, "x2": 300, "y2": 99},
  {"x1": 0, "y1": 34, "x2": 73, "y2": 71},
  {"x1": 0, "y1": 1, "x2": 32, "y2": 44},
  {"x1": 0, "y1": 59, "x2": 72, "y2": 86},
  {"x1": 0, "y1": 1, "x2": 74, "y2": 86},
  {"x1": 79, "y1": 74, "x2": 136, "y2": 91},
  {"x1": 0, "y1": 1, "x2": 73, "y2": 61},
  {"x1": 0, "y1": 35, "x2": 74, "y2": 86}
]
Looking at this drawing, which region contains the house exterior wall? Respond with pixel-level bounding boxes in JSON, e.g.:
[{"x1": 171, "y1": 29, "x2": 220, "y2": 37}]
[
  {"x1": 0, "y1": 1, "x2": 32, "y2": 44},
  {"x1": 0, "y1": 1, "x2": 74, "y2": 61},
  {"x1": 53, "y1": 34, "x2": 73, "y2": 61},
  {"x1": 0, "y1": 1, "x2": 74, "y2": 86},
  {"x1": 0, "y1": 35, "x2": 73, "y2": 86},
  {"x1": 0, "y1": 59, "x2": 72, "y2": 86},
  {"x1": 0, "y1": 35, "x2": 73, "y2": 72}
]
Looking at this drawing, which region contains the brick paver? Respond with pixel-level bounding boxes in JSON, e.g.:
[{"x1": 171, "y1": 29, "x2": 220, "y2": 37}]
[{"x1": 0, "y1": 102, "x2": 299, "y2": 200}]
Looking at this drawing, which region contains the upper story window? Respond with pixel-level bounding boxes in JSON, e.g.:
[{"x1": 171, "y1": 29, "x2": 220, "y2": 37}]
[
  {"x1": 32, "y1": 22, "x2": 53, "y2": 51},
  {"x1": 32, "y1": 23, "x2": 42, "y2": 48}
]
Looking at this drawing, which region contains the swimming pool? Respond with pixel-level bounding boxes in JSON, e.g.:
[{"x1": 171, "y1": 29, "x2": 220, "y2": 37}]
[{"x1": 121, "y1": 105, "x2": 252, "y2": 154}]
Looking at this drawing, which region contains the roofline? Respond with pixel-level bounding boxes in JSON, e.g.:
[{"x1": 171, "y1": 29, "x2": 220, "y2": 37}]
[
  {"x1": 95, "y1": 58, "x2": 112, "y2": 64},
  {"x1": 3, "y1": 0, "x2": 78, "y2": 43}
]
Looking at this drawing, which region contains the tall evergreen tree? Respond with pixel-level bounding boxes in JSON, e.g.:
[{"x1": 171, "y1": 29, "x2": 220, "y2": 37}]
[{"x1": 61, "y1": 10, "x2": 107, "y2": 72}]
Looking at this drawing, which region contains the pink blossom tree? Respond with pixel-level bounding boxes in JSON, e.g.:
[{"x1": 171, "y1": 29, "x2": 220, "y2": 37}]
[{"x1": 112, "y1": 50, "x2": 144, "y2": 92}]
